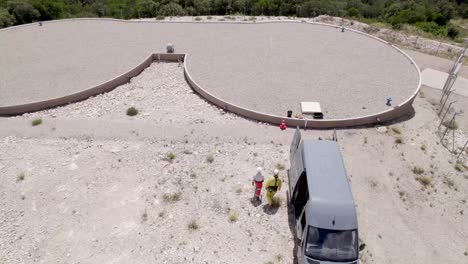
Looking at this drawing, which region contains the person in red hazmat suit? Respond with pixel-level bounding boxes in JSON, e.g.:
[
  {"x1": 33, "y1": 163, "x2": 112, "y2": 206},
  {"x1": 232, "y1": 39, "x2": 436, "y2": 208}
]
[{"x1": 252, "y1": 167, "x2": 264, "y2": 202}]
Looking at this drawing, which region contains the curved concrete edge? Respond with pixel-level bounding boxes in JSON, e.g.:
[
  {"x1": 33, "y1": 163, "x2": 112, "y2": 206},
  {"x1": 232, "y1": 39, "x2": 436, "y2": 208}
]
[
  {"x1": 184, "y1": 52, "x2": 419, "y2": 128},
  {"x1": 0, "y1": 54, "x2": 184, "y2": 116},
  {"x1": 1, "y1": 18, "x2": 421, "y2": 128}
]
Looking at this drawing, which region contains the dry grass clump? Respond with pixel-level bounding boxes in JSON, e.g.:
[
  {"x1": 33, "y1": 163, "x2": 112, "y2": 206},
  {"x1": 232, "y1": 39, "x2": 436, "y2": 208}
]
[
  {"x1": 190, "y1": 171, "x2": 197, "y2": 178},
  {"x1": 391, "y1": 127, "x2": 401, "y2": 134},
  {"x1": 141, "y1": 211, "x2": 148, "y2": 222},
  {"x1": 415, "y1": 176, "x2": 432, "y2": 188},
  {"x1": 395, "y1": 136, "x2": 403, "y2": 144},
  {"x1": 166, "y1": 152, "x2": 176, "y2": 162},
  {"x1": 420, "y1": 144, "x2": 427, "y2": 151},
  {"x1": 443, "y1": 120, "x2": 458, "y2": 130},
  {"x1": 275, "y1": 254, "x2": 283, "y2": 262},
  {"x1": 206, "y1": 154, "x2": 214, "y2": 163},
  {"x1": 398, "y1": 190, "x2": 406, "y2": 201},
  {"x1": 228, "y1": 212, "x2": 238, "y2": 223},
  {"x1": 162, "y1": 192, "x2": 181, "y2": 203},
  {"x1": 275, "y1": 163, "x2": 285, "y2": 170},
  {"x1": 454, "y1": 161, "x2": 466, "y2": 172},
  {"x1": 16, "y1": 173, "x2": 25, "y2": 182},
  {"x1": 443, "y1": 176, "x2": 456, "y2": 190},
  {"x1": 271, "y1": 196, "x2": 282, "y2": 208},
  {"x1": 188, "y1": 220, "x2": 199, "y2": 230},
  {"x1": 412, "y1": 166, "x2": 425, "y2": 175},
  {"x1": 126, "y1": 107, "x2": 138, "y2": 116},
  {"x1": 31, "y1": 118, "x2": 42, "y2": 126}
]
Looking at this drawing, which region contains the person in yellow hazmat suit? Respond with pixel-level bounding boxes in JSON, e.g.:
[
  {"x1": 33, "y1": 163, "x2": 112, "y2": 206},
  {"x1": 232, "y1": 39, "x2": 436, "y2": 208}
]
[{"x1": 264, "y1": 169, "x2": 282, "y2": 205}]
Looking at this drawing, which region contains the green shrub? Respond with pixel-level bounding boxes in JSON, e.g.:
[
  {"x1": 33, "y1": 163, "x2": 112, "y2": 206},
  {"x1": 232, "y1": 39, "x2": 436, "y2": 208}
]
[
  {"x1": 414, "y1": 21, "x2": 447, "y2": 37},
  {"x1": 0, "y1": 8, "x2": 16, "y2": 28},
  {"x1": 159, "y1": 3, "x2": 185, "y2": 17},
  {"x1": 155, "y1": 15, "x2": 165, "y2": 20},
  {"x1": 126, "y1": 107, "x2": 138, "y2": 116},
  {"x1": 347, "y1": 7, "x2": 360, "y2": 18},
  {"x1": 31, "y1": 118, "x2": 42, "y2": 126},
  {"x1": 447, "y1": 24, "x2": 460, "y2": 39}
]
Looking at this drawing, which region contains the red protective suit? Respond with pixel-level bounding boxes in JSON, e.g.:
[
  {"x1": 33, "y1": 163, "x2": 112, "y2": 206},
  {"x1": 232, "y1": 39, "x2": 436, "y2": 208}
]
[
  {"x1": 252, "y1": 172, "x2": 264, "y2": 200},
  {"x1": 280, "y1": 120, "x2": 287, "y2": 131}
]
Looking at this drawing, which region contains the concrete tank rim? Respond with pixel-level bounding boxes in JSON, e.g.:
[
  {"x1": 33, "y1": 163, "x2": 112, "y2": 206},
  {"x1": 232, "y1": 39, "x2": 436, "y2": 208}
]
[{"x1": 0, "y1": 18, "x2": 421, "y2": 126}]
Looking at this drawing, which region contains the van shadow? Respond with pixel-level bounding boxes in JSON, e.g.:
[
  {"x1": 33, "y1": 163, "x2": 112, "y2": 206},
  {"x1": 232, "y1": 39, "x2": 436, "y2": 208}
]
[{"x1": 287, "y1": 191, "x2": 299, "y2": 264}]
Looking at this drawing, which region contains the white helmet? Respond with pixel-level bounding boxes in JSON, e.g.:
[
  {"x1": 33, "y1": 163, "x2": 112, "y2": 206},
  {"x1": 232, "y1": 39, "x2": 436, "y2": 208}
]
[
  {"x1": 257, "y1": 167, "x2": 263, "y2": 172},
  {"x1": 274, "y1": 169, "x2": 279, "y2": 175}
]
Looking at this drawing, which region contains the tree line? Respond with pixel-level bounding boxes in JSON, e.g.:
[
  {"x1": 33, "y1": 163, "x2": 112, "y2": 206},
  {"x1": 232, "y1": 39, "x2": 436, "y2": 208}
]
[{"x1": 1, "y1": 0, "x2": 467, "y2": 39}]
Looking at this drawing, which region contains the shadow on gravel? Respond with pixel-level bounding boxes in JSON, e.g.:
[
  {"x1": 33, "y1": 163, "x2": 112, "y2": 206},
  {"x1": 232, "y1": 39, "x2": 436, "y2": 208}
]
[
  {"x1": 287, "y1": 191, "x2": 299, "y2": 264},
  {"x1": 250, "y1": 198, "x2": 262, "y2": 207},
  {"x1": 262, "y1": 204, "x2": 279, "y2": 215}
]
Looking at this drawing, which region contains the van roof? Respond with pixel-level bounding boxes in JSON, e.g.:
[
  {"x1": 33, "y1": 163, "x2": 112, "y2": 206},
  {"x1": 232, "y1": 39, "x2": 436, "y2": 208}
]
[{"x1": 302, "y1": 140, "x2": 358, "y2": 230}]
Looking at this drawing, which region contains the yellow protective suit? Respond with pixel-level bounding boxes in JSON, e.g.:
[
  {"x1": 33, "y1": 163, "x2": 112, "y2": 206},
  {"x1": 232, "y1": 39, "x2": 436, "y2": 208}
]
[{"x1": 264, "y1": 175, "x2": 282, "y2": 205}]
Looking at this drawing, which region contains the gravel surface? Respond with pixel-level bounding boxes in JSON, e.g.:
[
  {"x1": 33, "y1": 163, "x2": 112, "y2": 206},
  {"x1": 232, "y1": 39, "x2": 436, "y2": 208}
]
[
  {"x1": 0, "y1": 63, "x2": 466, "y2": 264},
  {"x1": 0, "y1": 19, "x2": 419, "y2": 119}
]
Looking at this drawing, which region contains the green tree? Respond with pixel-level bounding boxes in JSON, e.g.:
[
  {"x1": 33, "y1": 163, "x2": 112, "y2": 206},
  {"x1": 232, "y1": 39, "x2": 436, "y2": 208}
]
[
  {"x1": 31, "y1": 0, "x2": 64, "y2": 20},
  {"x1": 347, "y1": 7, "x2": 360, "y2": 17},
  {"x1": 7, "y1": 0, "x2": 40, "y2": 23},
  {"x1": 193, "y1": 0, "x2": 210, "y2": 15},
  {"x1": 159, "y1": 2, "x2": 184, "y2": 16},
  {"x1": 253, "y1": 0, "x2": 276, "y2": 16},
  {"x1": 90, "y1": 1, "x2": 107, "y2": 17},
  {"x1": 446, "y1": 24, "x2": 460, "y2": 39},
  {"x1": 135, "y1": 0, "x2": 159, "y2": 18},
  {"x1": 0, "y1": 7, "x2": 15, "y2": 27}
]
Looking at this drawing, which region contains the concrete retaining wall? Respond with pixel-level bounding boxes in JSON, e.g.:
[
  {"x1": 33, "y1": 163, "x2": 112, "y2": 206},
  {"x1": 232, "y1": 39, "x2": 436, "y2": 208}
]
[{"x1": 183, "y1": 54, "x2": 418, "y2": 128}]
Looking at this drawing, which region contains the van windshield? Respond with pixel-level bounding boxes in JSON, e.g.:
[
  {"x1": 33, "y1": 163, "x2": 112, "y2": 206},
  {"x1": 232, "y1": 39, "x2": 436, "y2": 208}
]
[{"x1": 305, "y1": 226, "x2": 358, "y2": 262}]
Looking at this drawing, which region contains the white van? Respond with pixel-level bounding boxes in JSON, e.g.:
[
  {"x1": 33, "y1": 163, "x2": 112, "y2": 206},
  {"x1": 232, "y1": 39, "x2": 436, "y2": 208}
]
[{"x1": 289, "y1": 128, "x2": 363, "y2": 264}]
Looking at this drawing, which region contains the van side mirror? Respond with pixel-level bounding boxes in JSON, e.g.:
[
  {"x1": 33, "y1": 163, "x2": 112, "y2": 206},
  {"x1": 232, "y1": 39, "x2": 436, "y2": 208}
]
[{"x1": 359, "y1": 243, "x2": 366, "y2": 251}]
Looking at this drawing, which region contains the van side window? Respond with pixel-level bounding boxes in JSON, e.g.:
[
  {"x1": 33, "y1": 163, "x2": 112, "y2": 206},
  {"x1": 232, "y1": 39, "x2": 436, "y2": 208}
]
[{"x1": 293, "y1": 172, "x2": 309, "y2": 219}]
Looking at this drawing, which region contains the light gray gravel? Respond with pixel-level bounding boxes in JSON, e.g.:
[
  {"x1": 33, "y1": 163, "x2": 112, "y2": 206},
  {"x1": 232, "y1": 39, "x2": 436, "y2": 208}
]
[{"x1": 0, "y1": 19, "x2": 419, "y2": 119}]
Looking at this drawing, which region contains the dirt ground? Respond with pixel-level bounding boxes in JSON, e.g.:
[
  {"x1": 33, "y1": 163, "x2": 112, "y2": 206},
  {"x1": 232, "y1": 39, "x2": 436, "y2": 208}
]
[{"x1": 0, "y1": 61, "x2": 467, "y2": 263}]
